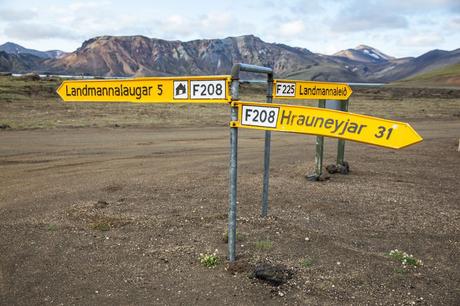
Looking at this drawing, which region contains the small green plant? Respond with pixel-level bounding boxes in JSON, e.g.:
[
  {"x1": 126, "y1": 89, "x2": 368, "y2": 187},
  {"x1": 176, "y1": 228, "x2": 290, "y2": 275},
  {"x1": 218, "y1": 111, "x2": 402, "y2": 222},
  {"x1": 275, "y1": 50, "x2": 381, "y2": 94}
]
[
  {"x1": 255, "y1": 240, "x2": 273, "y2": 250},
  {"x1": 394, "y1": 267, "x2": 408, "y2": 274},
  {"x1": 199, "y1": 249, "x2": 219, "y2": 268},
  {"x1": 300, "y1": 258, "x2": 313, "y2": 268},
  {"x1": 387, "y1": 249, "x2": 423, "y2": 267},
  {"x1": 47, "y1": 224, "x2": 57, "y2": 231},
  {"x1": 92, "y1": 222, "x2": 111, "y2": 231}
]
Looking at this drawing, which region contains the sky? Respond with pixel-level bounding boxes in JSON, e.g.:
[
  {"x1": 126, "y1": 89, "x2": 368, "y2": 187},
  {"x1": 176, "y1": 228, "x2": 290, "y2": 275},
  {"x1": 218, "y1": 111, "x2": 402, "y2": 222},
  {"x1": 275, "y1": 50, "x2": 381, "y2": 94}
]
[{"x1": 0, "y1": 0, "x2": 459, "y2": 58}]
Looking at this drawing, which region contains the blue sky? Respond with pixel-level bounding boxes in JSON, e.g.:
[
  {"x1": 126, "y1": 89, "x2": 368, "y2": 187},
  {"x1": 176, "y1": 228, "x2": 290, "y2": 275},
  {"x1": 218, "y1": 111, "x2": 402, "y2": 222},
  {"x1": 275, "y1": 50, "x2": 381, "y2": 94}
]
[{"x1": 0, "y1": 0, "x2": 459, "y2": 58}]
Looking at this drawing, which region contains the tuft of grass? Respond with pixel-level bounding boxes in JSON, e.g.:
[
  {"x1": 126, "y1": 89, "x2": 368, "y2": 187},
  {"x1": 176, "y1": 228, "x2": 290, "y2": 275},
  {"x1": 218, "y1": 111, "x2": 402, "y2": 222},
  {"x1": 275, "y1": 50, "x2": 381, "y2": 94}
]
[
  {"x1": 47, "y1": 224, "x2": 58, "y2": 231},
  {"x1": 387, "y1": 249, "x2": 423, "y2": 268},
  {"x1": 255, "y1": 240, "x2": 273, "y2": 250},
  {"x1": 394, "y1": 267, "x2": 408, "y2": 275},
  {"x1": 300, "y1": 258, "x2": 313, "y2": 268},
  {"x1": 91, "y1": 222, "x2": 111, "y2": 231},
  {"x1": 199, "y1": 250, "x2": 219, "y2": 268}
]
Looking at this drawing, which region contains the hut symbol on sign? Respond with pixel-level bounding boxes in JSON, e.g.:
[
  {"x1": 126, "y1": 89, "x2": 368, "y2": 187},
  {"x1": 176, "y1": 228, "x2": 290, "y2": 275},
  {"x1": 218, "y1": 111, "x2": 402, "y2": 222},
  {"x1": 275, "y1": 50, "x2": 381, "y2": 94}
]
[{"x1": 174, "y1": 81, "x2": 188, "y2": 99}]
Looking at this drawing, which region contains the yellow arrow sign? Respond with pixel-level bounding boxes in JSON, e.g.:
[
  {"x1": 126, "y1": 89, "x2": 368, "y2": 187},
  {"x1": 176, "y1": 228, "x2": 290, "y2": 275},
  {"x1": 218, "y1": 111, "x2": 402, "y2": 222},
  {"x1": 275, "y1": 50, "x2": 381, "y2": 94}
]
[
  {"x1": 232, "y1": 101, "x2": 422, "y2": 149},
  {"x1": 273, "y1": 79, "x2": 352, "y2": 100},
  {"x1": 57, "y1": 76, "x2": 231, "y2": 103}
]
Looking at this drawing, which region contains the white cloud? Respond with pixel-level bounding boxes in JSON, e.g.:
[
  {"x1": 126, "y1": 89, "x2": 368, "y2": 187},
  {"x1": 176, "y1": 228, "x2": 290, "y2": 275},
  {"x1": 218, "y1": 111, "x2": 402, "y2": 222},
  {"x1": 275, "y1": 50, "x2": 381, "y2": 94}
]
[
  {"x1": 399, "y1": 32, "x2": 444, "y2": 47},
  {"x1": 279, "y1": 20, "x2": 305, "y2": 37},
  {"x1": 0, "y1": 8, "x2": 36, "y2": 21},
  {"x1": 0, "y1": 0, "x2": 458, "y2": 57},
  {"x1": 4, "y1": 22, "x2": 80, "y2": 40}
]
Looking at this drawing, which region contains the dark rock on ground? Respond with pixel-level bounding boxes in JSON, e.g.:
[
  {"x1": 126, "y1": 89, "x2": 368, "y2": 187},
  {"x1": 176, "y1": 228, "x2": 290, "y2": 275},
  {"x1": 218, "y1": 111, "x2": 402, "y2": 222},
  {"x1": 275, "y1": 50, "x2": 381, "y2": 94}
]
[
  {"x1": 94, "y1": 200, "x2": 109, "y2": 209},
  {"x1": 0, "y1": 124, "x2": 11, "y2": 129},
  {"x1": 252, "y1": 263, "x2": 293, "y2": 287}
]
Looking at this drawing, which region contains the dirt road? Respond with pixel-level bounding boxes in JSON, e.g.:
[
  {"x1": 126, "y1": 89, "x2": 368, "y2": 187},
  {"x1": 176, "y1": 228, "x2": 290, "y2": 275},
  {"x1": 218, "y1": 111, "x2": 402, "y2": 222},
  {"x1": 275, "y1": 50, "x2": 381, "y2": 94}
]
[{"x1": 1, "y1": 118, "x2": 459, "y2": 305}]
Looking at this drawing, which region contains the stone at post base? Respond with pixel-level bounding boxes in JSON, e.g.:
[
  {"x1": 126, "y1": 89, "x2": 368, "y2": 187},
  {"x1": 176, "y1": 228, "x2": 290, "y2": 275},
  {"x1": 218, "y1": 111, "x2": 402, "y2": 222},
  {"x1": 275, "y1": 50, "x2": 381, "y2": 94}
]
[
  {"x1": 305, "y1": 171, "x2": 330, "y2": 181},
  {"x1": 326, "y1": 161, "x2": 350, "y2": 175}
]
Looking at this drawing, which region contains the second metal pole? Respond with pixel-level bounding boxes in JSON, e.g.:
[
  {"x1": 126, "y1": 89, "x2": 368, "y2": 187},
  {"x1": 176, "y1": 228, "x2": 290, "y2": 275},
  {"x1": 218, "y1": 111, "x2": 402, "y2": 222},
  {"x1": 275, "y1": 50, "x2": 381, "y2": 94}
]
[
  {"x1": 261, "y1": 75, "x2": 274, "y2": 217},
  {"x1": 314, "y1": 99, "x2": 326, "y2": 179},
  {"x1": 337, "y1": 99, "x2": 349, "y2": 166}
]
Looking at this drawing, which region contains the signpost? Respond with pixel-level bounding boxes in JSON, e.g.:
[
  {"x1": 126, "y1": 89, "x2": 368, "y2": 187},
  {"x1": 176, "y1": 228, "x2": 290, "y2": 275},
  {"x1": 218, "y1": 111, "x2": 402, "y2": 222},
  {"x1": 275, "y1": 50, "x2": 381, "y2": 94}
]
[
  {"x1": 56, "y1": 76, "x2": 231, "y2": 103},
  {"x1": 273, "y1": 79, "x2": 352, "y2": 100},
  {"x1": 56, "y1": 65, "x2": 423, "y2": 263},
  {"x1": 232, "y1": 101, "x2": 423, "y2": 149}
]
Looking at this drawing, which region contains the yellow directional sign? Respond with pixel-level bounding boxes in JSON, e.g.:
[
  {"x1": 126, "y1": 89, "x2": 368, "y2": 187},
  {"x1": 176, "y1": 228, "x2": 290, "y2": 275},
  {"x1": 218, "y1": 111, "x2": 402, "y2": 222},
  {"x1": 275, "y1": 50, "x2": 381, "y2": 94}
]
[
  {"x1": 273, "y1": 79, "x2": 352, "y2": 100},
  {"x1": 57, "y1": 76, "x2": 231, "y2": 103},
  {"x1": 232, "y1": 101, "x2": 422, "y2": 149}
]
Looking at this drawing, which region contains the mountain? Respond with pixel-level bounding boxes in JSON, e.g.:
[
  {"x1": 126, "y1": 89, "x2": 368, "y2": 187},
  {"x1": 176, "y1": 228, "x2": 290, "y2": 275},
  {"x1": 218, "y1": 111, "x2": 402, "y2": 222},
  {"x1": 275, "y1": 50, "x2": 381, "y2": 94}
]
[
  {"x1": 1, "y1": 35, "x2": 459, "y2": 84},
  {"x1": 334, "y1": 45, "x2": 394, "y2": 63},
  {"x1": 371, "y1": 48, "x2": 460, "y2": 81},
  {"x1": 332, "y1": 45, "x2": 460, "y2": 82},
  {"x1": 0, "y1": 42, "x2": 66, "y2": 59},
  {"x1": 43, "y1": 35, "x2": 358, "y2": 80},
  {"x1": 392, "y1": 62, "x2": 460, "y2": 87},
  {"x1": 0, "y1": 51, "x2": 43, "y2": 73}
]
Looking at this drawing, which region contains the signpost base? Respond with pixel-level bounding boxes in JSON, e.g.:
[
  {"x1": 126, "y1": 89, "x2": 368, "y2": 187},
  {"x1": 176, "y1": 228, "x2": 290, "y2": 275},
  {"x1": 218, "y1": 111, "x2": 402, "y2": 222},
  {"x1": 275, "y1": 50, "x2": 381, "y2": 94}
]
[{"x1": 307, "y1": 100, "x2": 325, "y2": 181}]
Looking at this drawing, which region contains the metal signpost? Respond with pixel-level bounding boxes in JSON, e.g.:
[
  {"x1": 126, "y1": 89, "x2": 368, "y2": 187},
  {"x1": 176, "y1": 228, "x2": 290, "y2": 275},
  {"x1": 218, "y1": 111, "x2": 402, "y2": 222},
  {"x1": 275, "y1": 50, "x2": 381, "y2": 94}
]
[
  {"x1": 228, "y1": 63, "x2": 273, "y2": 262},
  {"x1": 57, "y1": 76, "x2": 232, "y2": 103},
  {"x1": 56, "y1": 64, "x2": 423, "y2": 263}
]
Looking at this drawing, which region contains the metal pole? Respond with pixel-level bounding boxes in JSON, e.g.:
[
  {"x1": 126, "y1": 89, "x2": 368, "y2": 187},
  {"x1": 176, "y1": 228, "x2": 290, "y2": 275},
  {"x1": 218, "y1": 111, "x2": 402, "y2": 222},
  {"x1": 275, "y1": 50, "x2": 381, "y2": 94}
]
[
  {"x1": 307, "y1": 99, "x2": 325, "y2": 181},
  {"x1": 228, "y1": 68, "x2": 240, "y2": 262},
  {"x1": 336, "y1": 99, "x2": 349, "y2": 166},
  {"x1": 261, "y1": 73, "x2": 274, "y2": 217}
]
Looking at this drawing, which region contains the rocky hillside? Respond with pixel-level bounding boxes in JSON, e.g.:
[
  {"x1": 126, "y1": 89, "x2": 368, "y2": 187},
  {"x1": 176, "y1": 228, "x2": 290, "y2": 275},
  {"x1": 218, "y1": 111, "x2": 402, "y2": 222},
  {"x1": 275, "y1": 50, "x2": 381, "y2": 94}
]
[
  {"x1": 0, "y1": 51, "x2": 42, "y2": 73},
  {"x1": 43, "y1": 35, "x2": 338, "y2": 78},
  {"x1": 1, "y1": 35, "x2": 459, "y2": 83},
  {"x1": 334, "y1": 45, "x2": 394, "y2": 63},
  {"x1": 0, "y1": 42, "x2": 66, "y2": 59}
]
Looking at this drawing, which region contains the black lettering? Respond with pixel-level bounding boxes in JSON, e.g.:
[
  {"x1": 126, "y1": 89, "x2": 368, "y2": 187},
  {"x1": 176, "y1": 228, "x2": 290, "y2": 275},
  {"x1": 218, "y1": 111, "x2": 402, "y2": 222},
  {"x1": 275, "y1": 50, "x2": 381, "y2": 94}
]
[
  {"x1": 313, "y1": 117, "x2": 324, "y2": 128},
  {"x1": 216, "y1": 84, "x2": 223, "y2": 96},
  {"x1": 208, "y1": 84, "x2": 215, "y2": 95},
  {"x1": 339, "y1": 120, "x2": 350, "y2": 135},
  {"x1": 253, "y1": 109, "x2": 260, "y2": 122},
  {"x1": 386, "y1": 128, "x2": 393, "y2": 140},
  {"x1": 193, "y1": 84, "x2": 199, "y2": 96},
  {"x1": 268, "y1": 111, "x2": 276, "y2": 123},
  {"x1": 280, "y1": 110, "x2": 292, "y2": 125},
  {"x1": 135, "y1": 87, "x2": 142, "y2": 99},
  {"x1": 200, "y1": 84, "x2": 207, "y2": 96},
  {"x1": 245, "y1": 109, "x2": 253, "y2": 121},
  {"x1": 375, "y1": 126, "x2": 386, "y2": 138},
  {"x1": 305, "y1": 116, "x2": 315, "y2": 126},
  {"x1": 276, "y1": 84, "x2": 282, "y2": 94},
  {"x1": 347, "y1": 122, "x2": 359, "y2": 133},
  {"x1": 324, "y1": 119, "x2": 334, "y2": 129},
  {"x1": 259, "y1": 110, "x2": 267, "y2": 122},
  {"x1": 297, "y1": 115, "x2": 305, "y2": 125},
  {"x1": 331, "y1": 120, "x2": 345, "y2": 133},
  {"x1": 357, "y1": 124, "x2": 367, "y2": 134}
]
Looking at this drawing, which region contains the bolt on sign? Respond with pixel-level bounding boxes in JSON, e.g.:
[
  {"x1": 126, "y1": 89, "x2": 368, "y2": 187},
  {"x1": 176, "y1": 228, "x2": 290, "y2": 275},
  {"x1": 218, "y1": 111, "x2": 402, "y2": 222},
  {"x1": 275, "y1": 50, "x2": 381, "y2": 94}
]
[
  {"x1": 273, "y1": 79, "x2": 352, "y2": 100},
  {"x1": 57, "y1": 76, "x2": 231, "y2": 103},
  {"x1": 231, "y1": 101, "x2": 422, "y2": 149}
]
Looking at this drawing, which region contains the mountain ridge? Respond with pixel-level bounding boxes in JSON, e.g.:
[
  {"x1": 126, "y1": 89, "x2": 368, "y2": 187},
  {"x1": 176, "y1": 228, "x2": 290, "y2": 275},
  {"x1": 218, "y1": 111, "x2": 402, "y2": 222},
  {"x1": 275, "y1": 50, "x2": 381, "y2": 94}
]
[
  {"x1": 1, "y1": 35, "x2": 459, "y2": 84},
  {"x1": 0, "y1": 42, "x2": 66, "y2": 59}
]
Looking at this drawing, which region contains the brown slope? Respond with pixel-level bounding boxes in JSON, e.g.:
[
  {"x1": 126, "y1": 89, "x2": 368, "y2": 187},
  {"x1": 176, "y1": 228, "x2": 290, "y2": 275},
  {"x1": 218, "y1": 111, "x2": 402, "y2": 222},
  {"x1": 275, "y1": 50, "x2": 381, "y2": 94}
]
[{"x1": 43, "y1": 35, "x2": 356, "y2": 79}]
